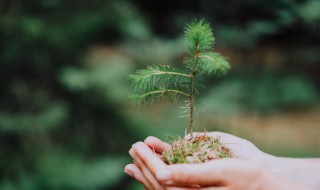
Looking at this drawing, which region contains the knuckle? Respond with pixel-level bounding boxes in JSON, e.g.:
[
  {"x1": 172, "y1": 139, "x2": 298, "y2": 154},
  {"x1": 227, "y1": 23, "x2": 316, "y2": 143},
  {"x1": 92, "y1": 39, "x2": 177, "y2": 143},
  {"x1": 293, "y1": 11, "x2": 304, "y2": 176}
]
[{"x1": 172, "y1": 168, "x2": 192, "y2": 183}]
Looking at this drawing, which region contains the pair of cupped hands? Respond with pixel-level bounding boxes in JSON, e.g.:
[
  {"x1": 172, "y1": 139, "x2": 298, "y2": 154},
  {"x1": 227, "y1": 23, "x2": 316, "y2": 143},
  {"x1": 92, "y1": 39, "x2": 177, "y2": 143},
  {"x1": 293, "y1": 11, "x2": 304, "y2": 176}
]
[{"x1": 125, "y1": 132, "x2": 313, "y2": 190}]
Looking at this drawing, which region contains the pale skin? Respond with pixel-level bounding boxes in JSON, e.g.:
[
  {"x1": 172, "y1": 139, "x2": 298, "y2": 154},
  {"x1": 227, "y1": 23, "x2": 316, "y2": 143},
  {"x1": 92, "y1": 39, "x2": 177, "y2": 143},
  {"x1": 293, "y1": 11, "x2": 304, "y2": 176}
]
[{"x1": 125, "y1": 132, "x2": 320, "y2": 190}]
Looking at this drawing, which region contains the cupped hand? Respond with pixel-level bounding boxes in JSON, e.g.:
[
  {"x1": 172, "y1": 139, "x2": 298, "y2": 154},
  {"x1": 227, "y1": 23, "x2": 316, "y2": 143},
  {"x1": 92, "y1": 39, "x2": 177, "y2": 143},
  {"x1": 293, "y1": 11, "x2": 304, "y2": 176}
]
[
  {"x1": 125, "y1": 141, "x2": 314, "y2": 190},
  {"x1": 124, "y1": 132, "x2": 274, "y2": 190},
  {"x1": 144, "y1": 132, "x2": 270, "y2": 163}
]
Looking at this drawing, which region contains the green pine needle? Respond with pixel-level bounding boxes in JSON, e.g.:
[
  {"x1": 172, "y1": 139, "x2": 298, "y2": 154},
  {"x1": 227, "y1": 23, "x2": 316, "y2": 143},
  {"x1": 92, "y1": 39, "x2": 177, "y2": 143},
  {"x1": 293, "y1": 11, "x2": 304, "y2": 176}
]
[
  {"x1": 129, "y1": 65, "x2": 191, "y2": 92},
  {"x1": 198, "y1": 52, "x2": 231, "y2": 76},
  {"x1": 130, "y1": 87, "x2": 190, "y2": 105},
  {"x1": 185, "y1": 19, "x2": 215, "y2": 53}
]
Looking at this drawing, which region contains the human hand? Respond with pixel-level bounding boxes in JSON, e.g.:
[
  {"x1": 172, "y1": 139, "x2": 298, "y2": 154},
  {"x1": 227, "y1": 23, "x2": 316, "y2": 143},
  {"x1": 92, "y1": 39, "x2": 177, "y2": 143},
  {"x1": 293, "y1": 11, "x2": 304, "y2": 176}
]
[
  {"x1": 125, "y1": 132, "x2": 270, "y2": 190},
  {"x1": 125, "y1": 132, "x2": 317, "y2": 189},
  {"x1": 125, "y1": 140, "x2": 313, "y2": 190},
  {"x1": 125, "y1": 132, "x2": 263, "y2": 189},
  {"x1": 143, "y1": 132, "x2": 272, "y2": 164},
  {"x1": 154, "y1": 158, "x2": 314, "y2": 190}
]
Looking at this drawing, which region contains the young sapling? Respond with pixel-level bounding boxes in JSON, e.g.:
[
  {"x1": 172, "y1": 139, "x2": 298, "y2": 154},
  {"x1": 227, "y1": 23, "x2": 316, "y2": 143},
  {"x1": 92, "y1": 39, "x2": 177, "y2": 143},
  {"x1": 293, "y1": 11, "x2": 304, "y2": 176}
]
[{"x1": 129, "y1": 19, "x2": 233, "y2": 164}]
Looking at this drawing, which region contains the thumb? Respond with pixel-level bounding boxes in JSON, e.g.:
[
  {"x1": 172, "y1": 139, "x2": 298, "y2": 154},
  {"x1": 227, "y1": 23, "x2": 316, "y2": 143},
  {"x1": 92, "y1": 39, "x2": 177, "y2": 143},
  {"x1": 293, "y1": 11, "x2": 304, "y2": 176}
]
[{"x1": 156, "y1": 159, "x2": 230, "y2": 186}]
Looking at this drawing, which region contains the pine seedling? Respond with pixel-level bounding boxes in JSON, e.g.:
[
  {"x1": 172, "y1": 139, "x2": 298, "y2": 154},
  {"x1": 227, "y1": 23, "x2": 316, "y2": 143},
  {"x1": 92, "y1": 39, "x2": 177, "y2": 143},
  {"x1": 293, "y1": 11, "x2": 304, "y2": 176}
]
[{"x1": 129, "y1": 19, "x2": 230, "y2": 138}]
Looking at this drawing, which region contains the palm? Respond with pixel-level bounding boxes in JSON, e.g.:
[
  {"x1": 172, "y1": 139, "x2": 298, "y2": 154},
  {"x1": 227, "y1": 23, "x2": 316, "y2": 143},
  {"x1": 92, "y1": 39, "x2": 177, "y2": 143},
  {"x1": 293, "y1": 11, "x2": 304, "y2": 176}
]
[
  {"x1": 207, "y1": 132, "x2": 264, "y2": 160},
  {"x1": 146, "y1": 132, "x2": 264, "y2": 162}
]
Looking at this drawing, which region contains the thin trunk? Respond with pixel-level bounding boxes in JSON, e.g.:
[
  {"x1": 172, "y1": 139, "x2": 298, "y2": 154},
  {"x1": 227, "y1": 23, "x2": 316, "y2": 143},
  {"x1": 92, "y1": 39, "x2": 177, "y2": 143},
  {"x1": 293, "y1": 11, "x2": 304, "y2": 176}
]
[
  {"x1": 189, "y1": 74, "x2": 194, "y2": 138},
  {"x1": 189, "y1": 46, "x2": 199, "y2": 138}
]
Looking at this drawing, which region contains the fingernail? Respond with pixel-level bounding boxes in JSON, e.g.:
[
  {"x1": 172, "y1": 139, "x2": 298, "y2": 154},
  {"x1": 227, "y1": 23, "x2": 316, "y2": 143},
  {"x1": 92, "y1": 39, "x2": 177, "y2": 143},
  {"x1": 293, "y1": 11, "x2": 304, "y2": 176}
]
[
  {"x1": 144, "y1": 136, "x2": 152, "y2": 141},
  {"x1": 156, "y1": 170, "x2": 172, "y2": 181},
  {"x1": 129, "y1": 149, "x2": 135, "y2": 159},
  {"x1": 124, "y1": 169, "x2": 133, "y2": 177}
]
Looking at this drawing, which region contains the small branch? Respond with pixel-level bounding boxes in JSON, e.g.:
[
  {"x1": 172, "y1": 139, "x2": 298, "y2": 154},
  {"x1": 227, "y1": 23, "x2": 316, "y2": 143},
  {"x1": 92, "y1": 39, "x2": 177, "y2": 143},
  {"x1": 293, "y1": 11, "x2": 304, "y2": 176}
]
[
  {"x1": 142, "y1": 71, "x2": 192, "y2": 80},
  {"x1": 139, "y1": 89, "x2": 191, "y2": 98},
  {"x1": 198, "y1": 54, "x2": 213, "y2": 61}
]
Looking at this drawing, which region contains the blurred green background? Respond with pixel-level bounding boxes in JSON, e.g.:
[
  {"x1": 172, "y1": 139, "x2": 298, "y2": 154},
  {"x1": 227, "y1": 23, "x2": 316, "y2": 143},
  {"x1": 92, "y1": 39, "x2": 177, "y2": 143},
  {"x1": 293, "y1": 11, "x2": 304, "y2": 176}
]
[{"x1": 1, "y1": 0, "x2": 320, "y2": 189}]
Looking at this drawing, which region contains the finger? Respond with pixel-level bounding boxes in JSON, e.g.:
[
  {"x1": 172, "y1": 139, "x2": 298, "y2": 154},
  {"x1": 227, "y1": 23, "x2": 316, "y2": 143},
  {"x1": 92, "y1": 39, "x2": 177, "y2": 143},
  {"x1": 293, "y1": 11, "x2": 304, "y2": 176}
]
[
  {"x1": 130, "y1": 147, "x2": 161, "y2": 164},
  {"x1": 201, "y1": 187, "x2": 226, "y2": 190},
  {"x1": 165, "y1": 184, "x2": 202, "y2": 190},
  {"x1": 166, "y1": 187, "x2": 226, "y2": 190},
  {"x1": 130, "y1": 148, "x2": 159, "y2": 190},
  {"x1": 133, "y1": 142, "x2": 167, "y2": 174},
  {"x1": 144, "y1": 136, "x2": 171, "y2": 153},
  {"x1": 134, "y1": 152, "x2": 166, "y2": 190},
  {"x1": 166, "y1": 187, "x2": 196, "y2": 190},
  {"x1": 156, "y1": 159, "x2": 230, "y2": 186},
  {"x1": 124, "y1": 164, "x2": 153, "y2": 190},
  {"x1": 129, "y1": 147, "x2": 135, "y2": 159}
]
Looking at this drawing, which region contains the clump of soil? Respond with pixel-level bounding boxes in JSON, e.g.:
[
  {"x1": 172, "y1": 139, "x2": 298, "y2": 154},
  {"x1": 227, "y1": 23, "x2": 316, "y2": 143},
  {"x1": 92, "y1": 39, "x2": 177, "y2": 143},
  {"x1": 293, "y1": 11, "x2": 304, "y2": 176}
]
[{"x1": 162, "y1": 134, "x2": 233, "y2": 165}]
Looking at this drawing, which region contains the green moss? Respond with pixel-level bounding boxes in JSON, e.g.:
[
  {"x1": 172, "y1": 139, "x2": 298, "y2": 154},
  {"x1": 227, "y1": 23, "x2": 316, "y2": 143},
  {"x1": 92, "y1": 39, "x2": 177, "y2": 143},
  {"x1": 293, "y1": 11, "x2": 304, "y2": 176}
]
[{"x1": 162, "y1": 134, "x2": 233, "y2": 164}]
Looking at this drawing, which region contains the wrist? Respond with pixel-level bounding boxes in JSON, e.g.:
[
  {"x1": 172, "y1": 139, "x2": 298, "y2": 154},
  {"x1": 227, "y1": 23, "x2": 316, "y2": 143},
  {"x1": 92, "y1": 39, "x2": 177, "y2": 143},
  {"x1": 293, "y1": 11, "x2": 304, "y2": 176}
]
[
  {"x1": 258, "y1": 155, "x2": 302, "y2": 179},
  {"x1": 259, "y1": 170, "x2": 316, "y2": 190}
]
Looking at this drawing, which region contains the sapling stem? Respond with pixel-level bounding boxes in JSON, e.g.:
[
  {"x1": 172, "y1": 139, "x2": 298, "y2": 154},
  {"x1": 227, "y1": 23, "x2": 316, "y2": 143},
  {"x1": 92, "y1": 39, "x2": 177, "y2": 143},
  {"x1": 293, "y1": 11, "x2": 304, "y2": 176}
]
[{"x1": 189, "y1": 45, "x2": 200, "y2": 138}]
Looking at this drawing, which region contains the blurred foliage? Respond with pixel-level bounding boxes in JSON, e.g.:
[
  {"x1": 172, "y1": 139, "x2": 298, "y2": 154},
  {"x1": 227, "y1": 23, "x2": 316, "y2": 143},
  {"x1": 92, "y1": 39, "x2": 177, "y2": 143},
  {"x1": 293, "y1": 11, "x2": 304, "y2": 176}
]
[
  {"x1": 0, "y1": 0, "x2": 319, "y2": 189},
  {"x1": 202, "y1": 75, "x2": 319, "y2": 114}
]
